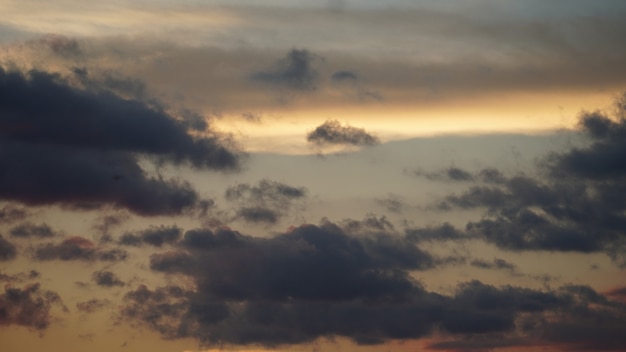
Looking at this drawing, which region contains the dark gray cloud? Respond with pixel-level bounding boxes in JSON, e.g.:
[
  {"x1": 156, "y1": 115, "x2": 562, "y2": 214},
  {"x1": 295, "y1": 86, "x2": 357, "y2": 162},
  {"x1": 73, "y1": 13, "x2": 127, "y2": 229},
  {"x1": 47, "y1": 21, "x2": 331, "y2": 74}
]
[
  {"x1": 34, "y1": 236, "x2": 127, "y2": 262},
  {"x1": 0, "y1": 141, "x2": 203, "y2": 215},
  {"x1": 0, "y1": 234, "x2": 17, "y2": 261},
  {"x1": 0, "y1": 68, "x2": 238, "y2": 168},
  {"x1": 0, "y1": 270, "x2": 40, "y2": 283},
  {"x1": 251, "y1": 49, "x2": 318, "y2": 91},
  {"x1": 121, "y1": 285, "x2": 198, "y2": 339},
  {"x1": 234, "y1": 206, "x2": 279, "y2": 224},
  {"x1": 119, "y1": 225, "x2": 182, "y2": 247},
  {"x1": 409, "y1": 96, "x2": 626, "y2": 267},
  {"x1": 415, "y1": 167, "x2": 475, "y2": 182},
  {"x1": 76, "y1": 298, "x2": 110, "y2": 313},
  {"x1": 550, "y1": 106, "x2": 626, "y2": 179},
  {"x1": 93, "y1": 213, "x2": 129, "y2": 237},
  {"x1": 10, "y1": 223, "x2": 58, "y2": 238},
  {"x1": 406, "y1": 223, "x2": 464, "y2": 243},
  {"x1": 431, "y1": 169, "x2": 625, "y2": 259},
  {"x1": 225, "y1": 180, "x2": 307, "y2": 224},
  {"x1": 331, "y1": 70, "x2": 358, "y2": 82},
  {"x1": 152, "y1": 221, "x2": 433, "y2": 302},
  {"x1": 470, "y1": 258, "x2": 517, "y2": 272},
  {"x1": 416, "y1": 167, "x2": 507, "y2": 184},
  {"x1": 307, "y1": 120, "x2": 379, "y2": 146},
  {"x1": 339, "y1": 215, "x2": 395, "y2": 234},
  {"x1": 120, "y1": 272, "x2": 626, "y2": 350},
  {"x1": 225, "y1": 179, "x2": 306, "y2": 203},
  {"x1": 149, "y1": 250, "x2": 197, "y2": 274},
  {"x1": 92, "y1": 270, "x2": 125, "y2": 287},
  {"x1": 0, "y1": 283, "x2": 65, "y2": 330},
  {"x1": 478, "y1": 168, "x2": 506, "y2": 184},
  {"x1": 0, "y1": 205, "x2": 29, "y2": 224},
  {"x1": 0, "y1": 67, "x2": 241, "y2": 216}
]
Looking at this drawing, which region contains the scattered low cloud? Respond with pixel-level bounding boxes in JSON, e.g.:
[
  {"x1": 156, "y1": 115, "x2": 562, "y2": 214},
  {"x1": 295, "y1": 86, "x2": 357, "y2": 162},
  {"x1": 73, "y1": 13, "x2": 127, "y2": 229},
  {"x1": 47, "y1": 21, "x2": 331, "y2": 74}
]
[
  {"x1": 92, "y1": 270, "x2": 125, "y2": 287},
  {"x1": 92, "y1": 213, "x2": 129, "y2": 238},
  {"x1": 0, "y1": 270, "x2": 40, "y2": 283},
  {"x1": 76, "y1": 298, "x2": 111, "y2": 313},
  {"x1": 0, "y1": 234, "x2": 17, "y2": 261},
  {"x1": 251, "y1": 49, "x2": 319, "y2": 91},
  {"x1": 34, "y1": 236, "x2": 127, "y2": 262},
  {"x1": 409, "y1": 96, "x2": 626, "y2": 267},
  {"x1": 119, "y1": 225, "x2": 182, "y2": 247},
  {"x1": 0, "y1": 205, "x2": 29, "y2": 224},
  {"x1": 234, "y1": 206, "x2": 279, "y2": 224},
  {"x1": 0, "y1": 283, "x2": 65, "y2": 330},
  {"x1": 225, "y1": 180, "x2": 307, "y2": 224},
  {"x1": 307, "y1": 120, "x2": 379, "y2": 147},
  {"x1": 470, "y1": 258, "x2": 517, "y2": 272},
  {"x1": 415, "y1": 167, "x2": 475, "y2": 182},
  {"x1": 10, "y1": 223, "x2": 58, "y2": 238},
  {"x1": 375, "y1": 195, "x2": 405, "y2": 213},
  {"x1": 331, "y1": 70, "x2": 358, "y2": 82}
]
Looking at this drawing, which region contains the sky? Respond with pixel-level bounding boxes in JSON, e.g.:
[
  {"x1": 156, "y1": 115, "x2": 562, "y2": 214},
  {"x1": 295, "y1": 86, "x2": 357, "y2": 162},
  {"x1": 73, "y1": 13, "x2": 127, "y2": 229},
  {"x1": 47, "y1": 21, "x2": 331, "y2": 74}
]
[{"x1": 1, "y1": 1, "x2": 626, "y2": 351}]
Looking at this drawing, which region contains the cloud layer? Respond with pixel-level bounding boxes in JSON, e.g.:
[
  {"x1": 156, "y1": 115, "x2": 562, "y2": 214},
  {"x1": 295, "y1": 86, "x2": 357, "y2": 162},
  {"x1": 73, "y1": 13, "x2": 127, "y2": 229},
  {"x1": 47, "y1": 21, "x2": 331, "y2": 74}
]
[{"x1": 0, "y1": 68, "x2": 242, "y2": 215}]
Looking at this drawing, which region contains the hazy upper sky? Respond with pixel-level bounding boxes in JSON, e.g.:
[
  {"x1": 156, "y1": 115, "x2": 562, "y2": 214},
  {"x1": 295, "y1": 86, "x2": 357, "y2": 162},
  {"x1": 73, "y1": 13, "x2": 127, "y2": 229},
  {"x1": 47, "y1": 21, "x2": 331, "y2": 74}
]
[{"x1": 1, "y1": 1, "x2": 626, "y2": 352}]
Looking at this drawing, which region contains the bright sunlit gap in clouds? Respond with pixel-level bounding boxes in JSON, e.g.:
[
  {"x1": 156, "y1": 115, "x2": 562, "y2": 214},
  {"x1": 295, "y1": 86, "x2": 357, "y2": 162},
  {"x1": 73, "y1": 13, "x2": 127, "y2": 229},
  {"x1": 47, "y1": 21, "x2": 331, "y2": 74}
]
[{"x1": 212, "y1": 90, "x2": 615, "y2": 154}]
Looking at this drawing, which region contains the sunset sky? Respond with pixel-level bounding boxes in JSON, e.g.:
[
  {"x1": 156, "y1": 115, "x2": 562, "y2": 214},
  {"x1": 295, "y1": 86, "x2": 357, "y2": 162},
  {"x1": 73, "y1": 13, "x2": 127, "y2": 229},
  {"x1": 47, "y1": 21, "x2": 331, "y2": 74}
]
[{"x1": 1, "y1": 1, "x2": 626, "y2": 351}]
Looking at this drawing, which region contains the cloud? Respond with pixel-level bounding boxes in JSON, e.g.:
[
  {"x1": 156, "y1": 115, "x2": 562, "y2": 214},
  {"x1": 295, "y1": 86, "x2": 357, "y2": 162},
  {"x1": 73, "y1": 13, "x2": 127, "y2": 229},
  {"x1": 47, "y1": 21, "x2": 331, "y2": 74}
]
[
  {"x1": 149, "y1": 251, "x2": 196, "y2": 274},
  {"x1": 470, "y1": 258, "x2": 517, "y2": 272},
  {"x1": 225, "y1": 180, "x2": 307, "y2": 224},
  {"x1": 550, "y1": 106, "x2": 626, "y2": 179},
  {"x1": 152, "y1": 221, "x2": 433, "y2": 302},
  {"x1": 0, "y1": 67, "x2": 241, "y2": 216},
  {"x1": 0, "y1": 234, "x2": 17, "y2": 261},
  {"x1": 76, "y1": 298, "x2": 110, "y2": 313},
  {"x1": 307, "y1": 120, "x2": 379, "y2": 146},
  {"x1": 10, "y1": 223, "x2": 58, "y2": 238},
  {"x1": 92, "y1": 213, "x2": 129, "y2": 237},
  {"x1": 72, "y1": 67, "x2": 148, "y2": 101},
  {"x1": 0, "y1": 205, "x2": 29, "y2": 224},
  {"x1": 225, "y1": 179, "x2": 307, "y2": 203},
  {"x1": 121, "y1": 285, "x2": 198, "y2": 339},
  {"x1": 0, "y1": 283, "x2": 65, "y2": 330},
  {"x1": 415, "y1": 167, "x2": 508, "y2": 184},
  {"x1": 34, "y1": 236, "x2": 127, "y2": 262},
  {"x1": 478, "y1": 168, "x2": 507, "y2": 184},
  {"x1": 119, "y1": 225, "x2": 182, "y2": 247},
  {"x1": 406, "y1": 223, "x2": 465, "y2": 243},
  {"x1": 0, "y1": 68, "x2": 239, "y2": 168},
  {"x1": 406, "y1": 95, "x2": 626, "y2": 267},
  {"x1": 415, "y1": 167, "x2": 475, "y2": 182},
  {"x1": 28, "y1": 34, "x2": 82, "y2": 58},
  {"x1": 251, "y1": 49, "x2": 319, "y2": 91},
  {"x1": 375, "y1": 194, "x2": 405, "y2": 213},
  {"x1": 330, "y1": 69, "x2": 382, "y2": 102},
  {"x1": 234, "y1": 206, "x2": 279, "y2": 224},
  {"x1": 0, "y1": 270, "x2": 39, "y2": 283},
  {"x1": 331, "y1": 70, "x2": 358, "y2": 82},
  {"x1": 120, "y1": 271, "x2": 626, "y2": 349},
  {"x1": 92, "y1": 270, "x2": 125, "y2": 287}
]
